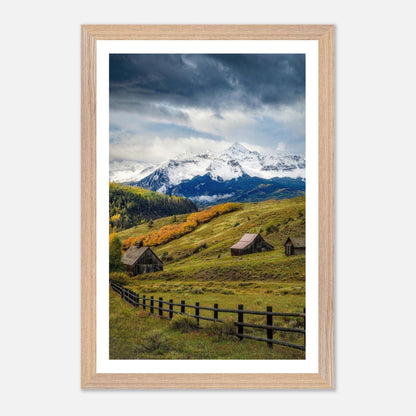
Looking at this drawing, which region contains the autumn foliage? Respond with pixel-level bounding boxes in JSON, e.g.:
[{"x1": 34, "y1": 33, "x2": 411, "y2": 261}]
[
  {"x1": 121, "y1": 202, "x2": 240, "y2": 251},
  {"x1": 121, "y1": 236, "x2": 145, "y2": 252}
]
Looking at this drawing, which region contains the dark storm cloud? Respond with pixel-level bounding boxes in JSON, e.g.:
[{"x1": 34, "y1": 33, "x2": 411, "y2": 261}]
[
  {"x1": 109, "y1": 54, "x2": 305, "y2": 112},
  {"x1": 109, "y1": 53, "x2": 306, "y2": 161}
]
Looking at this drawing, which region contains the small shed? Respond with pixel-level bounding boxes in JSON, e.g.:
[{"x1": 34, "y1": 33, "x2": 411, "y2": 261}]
[
  {"x1": 230, "y1": 233, "x2": 274, "y2": 256},
  {"x1": 284, "y1": 237, "x2": 305, "y2": 256},
  {"x1": 122, "y1": 245, "x2": 163, "y2": 276}
]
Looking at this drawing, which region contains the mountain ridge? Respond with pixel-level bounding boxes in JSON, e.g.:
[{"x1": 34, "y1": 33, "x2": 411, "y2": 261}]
[{"x1": 124, "y1": 143, "x2": 305, "y2": 205}]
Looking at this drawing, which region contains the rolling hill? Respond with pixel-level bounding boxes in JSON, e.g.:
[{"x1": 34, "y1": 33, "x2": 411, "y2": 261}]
[
  {"x1": 116, "y1": 196, "x2": 305, "y2": 282},
  {"x1": 109, "y1": 182, "x2": 198, "y2": 231}
]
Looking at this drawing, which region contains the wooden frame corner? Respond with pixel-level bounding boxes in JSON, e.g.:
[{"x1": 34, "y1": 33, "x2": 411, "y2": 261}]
[{"x1": 81, "y1": 24, "x2": 334, "y2": 389}]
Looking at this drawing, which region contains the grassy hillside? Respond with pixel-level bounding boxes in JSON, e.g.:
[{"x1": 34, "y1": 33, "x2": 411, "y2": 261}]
[
  {"x1": 112, "y1": 197, "x2": 305, "y2": 359},
  {"x1": 109, "y1": 182, "x2": 197, "y2": 231},
  {"x1": 110, "y1": 289, "x2": 304, "y2": 359},
  {"x1": 117, "y1": 196, "x2": 305, "y2": 282},
  {"x1": 119, "y1": 202, "x2": 240, "y2": 251}
]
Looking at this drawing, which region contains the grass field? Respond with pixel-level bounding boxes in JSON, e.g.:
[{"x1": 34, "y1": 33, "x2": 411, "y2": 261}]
[
  {"x1": 110, "y1": 289, "x2": 305, "y2": 360},
  {"x1": 111, "y1": 197, "x2": 306, "y2": 359}
]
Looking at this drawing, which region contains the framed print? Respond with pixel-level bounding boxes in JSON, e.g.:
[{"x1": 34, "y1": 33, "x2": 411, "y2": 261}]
[{"x1": 81, "y1": 25, "x2": 334, "y2": 389}]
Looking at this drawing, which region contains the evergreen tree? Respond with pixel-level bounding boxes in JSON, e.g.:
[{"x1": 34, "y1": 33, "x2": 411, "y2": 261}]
[{"x1": 109, "y1": 235, "x2": 124, "y2": 272}]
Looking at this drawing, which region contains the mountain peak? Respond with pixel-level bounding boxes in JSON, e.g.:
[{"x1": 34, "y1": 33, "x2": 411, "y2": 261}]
[
  {"x1": 227, "y1": 142, "x2": 250, "y2": 153},
  {"x1": 119, "y1": 142, "x2": 305, "y2": 193}
]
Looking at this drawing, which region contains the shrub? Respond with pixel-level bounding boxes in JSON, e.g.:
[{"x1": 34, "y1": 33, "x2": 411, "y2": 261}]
[
  {"x1": 192, "y1": 242, "x2": 207, "y2": 254},
  {"x1": 206, "y1": 317, "x2": 237, "y2": 338},
  {"x1": 265, "y1": 221, "x2": 275, "y2": 234},
  {"x1": 289, "y1": 318, "x2": 304, "y2": 329},
  {"x1": 137, "y1": 310, "x2": 148, "y2": 318},
  {"x1": 170, "y1": 315, "x2": 199, "y2": 333},
  {"x1": 140, "y1": 330, "x2": 170, "y2": 353},
  {"x1": 109, "y1": 272, "x2": 129, "y2": 285}
]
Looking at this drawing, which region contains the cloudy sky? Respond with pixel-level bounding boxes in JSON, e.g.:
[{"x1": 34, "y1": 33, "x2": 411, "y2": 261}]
[{"x1": 109, "y1": 54, "x2": 305, "y2": 164}]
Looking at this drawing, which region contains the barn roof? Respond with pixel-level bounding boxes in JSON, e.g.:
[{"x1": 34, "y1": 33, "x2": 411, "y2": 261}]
[
  {"x1": 285, "y1": 237, "x2": 305, "y2": 248},
  {"x1": 122, "y1": 246, "x2": 150, "y2": 266},
  {"x1": 230, "y1": 233, "x2": 260, "y2": 250}
]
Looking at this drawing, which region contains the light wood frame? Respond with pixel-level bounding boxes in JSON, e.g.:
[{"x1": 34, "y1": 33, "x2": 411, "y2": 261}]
[{"x1": 81, "y1": 25, "x2": 334, "y2": 389}]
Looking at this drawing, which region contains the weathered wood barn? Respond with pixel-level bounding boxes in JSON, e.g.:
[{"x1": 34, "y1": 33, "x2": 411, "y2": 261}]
[
  {"x1": 122, "y1": 245, "x2": 163, "y2": 276},
  {"x1": 284, "y1": 237, "x2": 306, "y2": 256},
  {"x1": 230, "y1": 233, "x2": 274, "y2": 256}
]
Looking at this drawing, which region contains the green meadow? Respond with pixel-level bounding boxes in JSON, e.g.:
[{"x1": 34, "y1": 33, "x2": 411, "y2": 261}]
[{"x1": 111, "y1": 196, "x2": 306, "y2": 359}]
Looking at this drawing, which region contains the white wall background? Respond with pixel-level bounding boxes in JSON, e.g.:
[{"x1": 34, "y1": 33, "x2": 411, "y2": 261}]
[{"x1": 1, "y1": 0, "x2": 415, "y2": 414}]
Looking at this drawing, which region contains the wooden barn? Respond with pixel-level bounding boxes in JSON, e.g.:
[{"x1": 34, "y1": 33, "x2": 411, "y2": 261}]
[
  {"x1": 122, "y1": 245, "x2": 163, "y2": 276},
  {"x1": 230, "y1": 233, "x2": 274, "y2": 256},
  {"x1": 284, "y1": 237, "x2": 306, "y2": 256}
]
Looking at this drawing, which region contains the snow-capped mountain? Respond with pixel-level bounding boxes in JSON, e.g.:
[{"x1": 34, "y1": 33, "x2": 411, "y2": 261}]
[
  {"x1": 131, "y1": 143, "x2": 304, "y2": 191},
  {"x1": 122, "y1": 143, "x2": 305, "y2": 205},
  {"x1": 109, "y1": 160, "x2": 155, "y2": 183}
]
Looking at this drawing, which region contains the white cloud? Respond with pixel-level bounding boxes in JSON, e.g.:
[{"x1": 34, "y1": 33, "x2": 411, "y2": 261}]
[
  {"x1": 276, "y1": 142, "x2": 287, "y2": 152},
  {"x1": 109, "y1": 135, "x2": 231, "y2": 164},
  {"x1": 109, "y1": 98, "x2": 306, "y2": 163},
  {"x1": 182, "y1": 107, "x2": 257, "y2": 140},
  {"x1": 189, "y1": 194, "x2": 234, "y2": 204}
]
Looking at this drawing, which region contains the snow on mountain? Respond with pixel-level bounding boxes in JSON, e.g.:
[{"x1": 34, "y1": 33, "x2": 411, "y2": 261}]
[
  {"x1": 158, "y1": 151, "x2": 214, "y2": 186},
  {"x1": 114, "y1": 142, "x2": 305, "y2": 197},
  {"x1": 109, "y1": 160, "x2": 155, "y2": 183}
]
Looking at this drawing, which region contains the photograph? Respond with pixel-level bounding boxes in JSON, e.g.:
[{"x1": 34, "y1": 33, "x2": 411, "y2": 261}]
[{"x1": 108, "y1": 53, "x2": 307, "y2": 360}]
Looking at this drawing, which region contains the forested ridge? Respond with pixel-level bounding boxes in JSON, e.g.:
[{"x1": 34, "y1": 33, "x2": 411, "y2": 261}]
[{"x1": 109, "y1": 183, "x2": 197, "y2": 231}]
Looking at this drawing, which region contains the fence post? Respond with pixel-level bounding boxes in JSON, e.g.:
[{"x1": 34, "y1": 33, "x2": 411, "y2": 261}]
[
  {"x1": 150, "y1": 296, "x2": 154, "y2": 314},
  {"x1": 181, "y1": 300, "x2": 185, "y2": 314},
  {"x1": 266, "y1": 306, "x2": 273, "y2": 349},
  {"x1": 159, "y1": 297, "x2": 163, "y2": 317},
  {"x1": 169, "y1": 299, "x2": 173, "y2": 320},
  {"x1": 121, "y1": 287, "x2": 125, "y2": 300},
  {"x1": 143, "y1": 295, "x2": 146, "y2": 310},
  {"x1": 195, "y1": 302, "x2": 200, "y2": 327},
  {"x1": 303, "y1": 307, "x2": 306, "y2": 351},
  {"x1": 214, "y1": 303, "x2": 218, "y2": 320},
  {"x1": 238, "y1": 304, "x2": 244, "y2": 339}
]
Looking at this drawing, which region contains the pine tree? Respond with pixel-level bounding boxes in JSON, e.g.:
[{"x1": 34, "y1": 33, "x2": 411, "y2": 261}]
[{"x1": 109, "y1": 234, "x2": 124, "y2": 272}]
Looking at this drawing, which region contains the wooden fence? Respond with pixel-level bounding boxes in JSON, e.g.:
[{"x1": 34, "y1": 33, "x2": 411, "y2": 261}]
[{"x1": 110, "y1": 280, "x2": 305, "y2": 351}]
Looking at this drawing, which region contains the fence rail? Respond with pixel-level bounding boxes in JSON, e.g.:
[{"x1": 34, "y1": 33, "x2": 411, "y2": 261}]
[{"x1": 110, "y1": 280, "x2": 305, "y2": 351}]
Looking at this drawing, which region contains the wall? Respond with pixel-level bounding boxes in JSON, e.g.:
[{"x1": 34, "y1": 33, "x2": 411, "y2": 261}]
[{"x1": 1, "y1": 1, "x2": 415, "y2": 415}]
